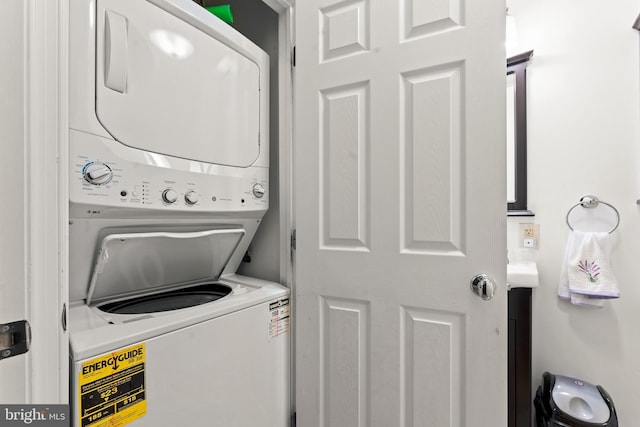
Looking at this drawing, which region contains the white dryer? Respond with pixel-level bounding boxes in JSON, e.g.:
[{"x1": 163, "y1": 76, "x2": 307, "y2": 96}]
[{"x1": 67, "y1": 0, "x2": 288, "y2": 426}]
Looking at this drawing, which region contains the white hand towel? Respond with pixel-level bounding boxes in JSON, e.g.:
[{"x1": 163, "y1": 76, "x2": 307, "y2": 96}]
[
  {"x1": 558, "y1": 232, "x2": 603, "y2": 307},
  {"x1": 558, "y1": 231, "x2": 619, "y2": 307},
  {"x1": 557, "y1": 233, "x2": 574, "y2": 301}
]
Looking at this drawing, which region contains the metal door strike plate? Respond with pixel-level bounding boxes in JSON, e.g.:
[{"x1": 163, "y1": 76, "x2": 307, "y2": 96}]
[{"x1": 0, "y1": 320, "x2": 31, "y2": 360}]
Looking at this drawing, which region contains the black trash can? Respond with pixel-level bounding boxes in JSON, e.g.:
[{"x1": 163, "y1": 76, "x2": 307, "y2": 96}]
[{"x1": 534, "y1": 372, "x2": 618, "y2": 426}]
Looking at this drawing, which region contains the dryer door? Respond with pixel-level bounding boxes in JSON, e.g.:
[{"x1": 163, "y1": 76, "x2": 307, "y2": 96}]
[{"x1": 95, "y1": 0, "x2": 265, "y2": 167}]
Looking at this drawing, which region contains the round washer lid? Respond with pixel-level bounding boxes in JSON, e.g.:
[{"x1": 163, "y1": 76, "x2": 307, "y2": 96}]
[{"x1": 86, "y1": 228, "x2": 245, "y2": 305}]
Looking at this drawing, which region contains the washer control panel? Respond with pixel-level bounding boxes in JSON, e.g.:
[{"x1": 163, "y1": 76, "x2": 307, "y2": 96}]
[{"x1": 70, "y1": 132, "x2": 268, "y2": 213}]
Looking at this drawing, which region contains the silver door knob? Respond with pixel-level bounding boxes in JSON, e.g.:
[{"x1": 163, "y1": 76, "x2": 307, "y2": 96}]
[{"x1": 470, "y1": 274, "x2": 497, "y2": 300}]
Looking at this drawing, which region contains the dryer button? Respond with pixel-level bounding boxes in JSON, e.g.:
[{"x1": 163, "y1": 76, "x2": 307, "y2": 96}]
[
  {"x1": 162, "y1": 189, "x2": 178, "y2": 204},
  {"x1": 184, "y1": 191, "x2": 199, "y2": 205}
]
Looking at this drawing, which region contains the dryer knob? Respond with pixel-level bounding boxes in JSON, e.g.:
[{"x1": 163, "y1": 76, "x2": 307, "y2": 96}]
[
  {"x1": 83, "y1": 162, "x2": 113, "y2": 185},
  {"x1": 252, "y1": 183, "x2": 265, "y2": 199},
  {"x1": 184, "y1": 191, "x2": 198, "y2": 205},
  {"x1": 162, "y1": 189, "x2": 178, "y2": 204}
]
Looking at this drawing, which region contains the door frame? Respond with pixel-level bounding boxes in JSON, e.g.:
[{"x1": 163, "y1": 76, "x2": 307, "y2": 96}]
[
  {"x1": 263, "y1": 0, "x2": 295, "y2": 296},
  {"x1": 259, "y1": 0, "x2": 296, "y2": 421},
  {"x1": 21, "y1": 0, "x2": 69, "y2": 403}
]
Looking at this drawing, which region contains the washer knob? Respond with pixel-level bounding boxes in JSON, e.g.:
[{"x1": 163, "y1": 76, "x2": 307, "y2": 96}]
[
  {"x1": 184, "y1": 191, "x2": 199, "y2": 205},
  {"x1": 162, "y1": 189, "x2": 178, "y2": 204},
  {"x1": 83, "y1": 162, "x2": 113, "y2": 185},
  {"x1": 252, "y1": 183, "x2": 265, "y2": 199}
]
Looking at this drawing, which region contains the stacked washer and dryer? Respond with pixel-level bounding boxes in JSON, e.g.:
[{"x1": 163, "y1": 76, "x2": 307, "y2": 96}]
[{"x1": 68, "y1": 1, "x2": 289, "y2": 426}]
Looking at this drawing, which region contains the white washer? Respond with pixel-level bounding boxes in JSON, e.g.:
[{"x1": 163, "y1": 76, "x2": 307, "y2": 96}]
[
  {"x1": 67, "y1": 0, "x2": 288, "y2": 426},
  {"x1": 69, "y1": 229, "x2": 290, "y2": 427}
]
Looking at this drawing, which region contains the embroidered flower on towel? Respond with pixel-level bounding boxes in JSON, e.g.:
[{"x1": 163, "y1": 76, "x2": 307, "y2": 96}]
[{"x1": 578, "y1": 260, "x2": 601, "y2": 283}]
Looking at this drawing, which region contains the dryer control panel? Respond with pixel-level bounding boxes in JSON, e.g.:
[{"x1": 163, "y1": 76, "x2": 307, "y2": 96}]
[{"x1": 70, "y1": 130, "x2": 268, "y2": 214}]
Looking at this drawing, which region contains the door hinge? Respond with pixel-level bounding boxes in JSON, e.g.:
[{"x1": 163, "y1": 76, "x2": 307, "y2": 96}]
[
  {"x1": 292, "y1": 46, "x2": 296, "y2": 67},
  {"x1": 290, "y1": 229, "x2": 296, "y2": 251},
  {"x1": 0, "y1": 320, "x2": 31, "y2": 360}
]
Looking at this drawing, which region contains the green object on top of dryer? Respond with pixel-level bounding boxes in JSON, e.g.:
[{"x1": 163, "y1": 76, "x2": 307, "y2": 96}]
[{"x1": 205, "y1": 5, "x2": 234, "y2": 24}]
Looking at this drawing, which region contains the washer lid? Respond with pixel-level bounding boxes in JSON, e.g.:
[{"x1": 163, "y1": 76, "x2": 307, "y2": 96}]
[{"x1": 86, "y1": 229, "x2": 245, "y2": 305}]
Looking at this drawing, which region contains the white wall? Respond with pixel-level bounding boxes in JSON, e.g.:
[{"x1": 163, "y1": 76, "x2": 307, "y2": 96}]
[
  {"x1": 508, "y1": 0, "x2": 640, "y2": 422},
  {"x1": 226, "y1": 0, "x2": 282, "y2": 283}
]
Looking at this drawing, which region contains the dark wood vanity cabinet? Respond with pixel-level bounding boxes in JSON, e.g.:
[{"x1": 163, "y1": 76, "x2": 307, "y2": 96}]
[{"x1": 509, "y1": 288, "x2": 533, "y2": 427}]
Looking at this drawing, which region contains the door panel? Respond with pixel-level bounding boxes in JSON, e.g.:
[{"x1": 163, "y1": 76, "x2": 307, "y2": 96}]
[
  {"x1": 400, "y1": 63, "x2": 463, "y2": 254},
  {"x1": 400, "y1": 307, "x2": 464, "y2": 426},
  {"x1": 320, "y1": 82, "x2": 370, "y2": 250},
  {"x1": 295, "y1": 0, "x2": 507, "y2": 425},
  {"x1": 320, "y1": 297, "x2": 369, "y2": 426}
]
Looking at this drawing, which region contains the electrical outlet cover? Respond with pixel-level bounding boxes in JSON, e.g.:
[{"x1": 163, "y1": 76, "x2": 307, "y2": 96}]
[{"x1": 519, "y1": 223, "x2": 540, "y2": 246}]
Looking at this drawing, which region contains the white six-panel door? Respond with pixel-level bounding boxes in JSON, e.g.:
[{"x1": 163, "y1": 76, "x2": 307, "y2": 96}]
[{"x1": 294, "y1": 0, "x2": 507, "y2": 425}]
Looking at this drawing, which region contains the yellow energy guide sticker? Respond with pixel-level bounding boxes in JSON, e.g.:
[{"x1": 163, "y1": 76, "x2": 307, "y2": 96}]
[{"x1": 78, "y1": 343, "x2": 146, "y2": 427}]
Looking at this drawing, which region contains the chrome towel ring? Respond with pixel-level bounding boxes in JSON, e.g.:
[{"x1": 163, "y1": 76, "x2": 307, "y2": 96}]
[{"x1": 566, "y1": 195, "x2": 620, "y2": 234}]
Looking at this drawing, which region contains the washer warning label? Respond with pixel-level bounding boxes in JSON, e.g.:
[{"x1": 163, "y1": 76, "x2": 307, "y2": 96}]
[
  {"x1": 268, "y1": 297, "x2": 290, "y2": 340},
  {"x1": 78, "y1": 343, "x2": 146, "y2": 427}
]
